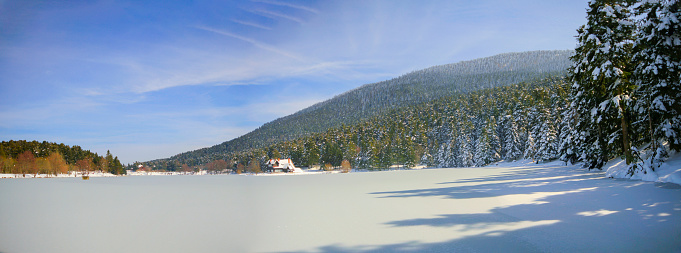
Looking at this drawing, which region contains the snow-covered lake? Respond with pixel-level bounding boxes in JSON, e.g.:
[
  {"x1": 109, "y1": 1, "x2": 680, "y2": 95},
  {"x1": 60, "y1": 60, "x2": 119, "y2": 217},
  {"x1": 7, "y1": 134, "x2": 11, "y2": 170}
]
[{"x1": 1, "y1": 161, "x2": 680, "y2": 252}]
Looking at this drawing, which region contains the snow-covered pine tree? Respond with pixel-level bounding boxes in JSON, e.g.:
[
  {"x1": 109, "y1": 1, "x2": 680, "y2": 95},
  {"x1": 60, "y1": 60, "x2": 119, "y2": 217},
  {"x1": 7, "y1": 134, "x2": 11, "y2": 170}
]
[
  {"x1": 488, "y1": 116, "x2": 501, "y2": 161},
  {"x1": 632, "y1": 0, "x2": 681, "y2": 172},
  {"x1": 503, "y1": 114, "x2": 524, "y2": 161},
  {"x1": 534, "y1": 109, "x2": 559, "y2": 163},
  {"x1": 523, "y1": 107, "x2": 539, "y2": 161},
  {"x1": 436, "y1": 141, "x2": 447, "y2": 167},
  {"x1": 446, "y1": 139, "x2": 459, "y2": 167},
  {"x1": 457, "y1": 134, "x2": 474, "y2": 167},
  {"x1": 436, "y1": 139, "x2": 458, "y2": 168},
  {"x1": 474, "y1": 131, "x2": 490, "y2": 167},
  {"x1": 568, "y1": 0, "x2": 636, "y2": 169},
  {"x1": 473, "y1": 119, "x2": 500, "y2": 167},
  {"x1": 558, "y1": 103, "x2": 580, "y2": 164}
]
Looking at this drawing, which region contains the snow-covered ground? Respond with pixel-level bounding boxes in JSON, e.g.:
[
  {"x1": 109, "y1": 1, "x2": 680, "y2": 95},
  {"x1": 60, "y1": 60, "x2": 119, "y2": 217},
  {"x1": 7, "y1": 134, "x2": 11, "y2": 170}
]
[
  {"x1": 605, "y1": 150, "x2": 681, "y2": 186},
  {"x1": 0, "y1": 171, "x2": 117, "y2": 178},
  {"x1": 125, "y1": 170, "x2": 200, "y2": 176},
  {"x1": 1, "y1": 161, "x2": 679, "y2": 253}
]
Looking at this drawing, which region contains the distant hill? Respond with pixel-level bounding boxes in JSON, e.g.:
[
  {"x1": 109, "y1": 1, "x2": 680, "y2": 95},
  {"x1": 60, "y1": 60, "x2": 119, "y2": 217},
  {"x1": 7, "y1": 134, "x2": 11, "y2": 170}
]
[{"x1": 150, "y1": 50, "x2": 572, "y2": 167}]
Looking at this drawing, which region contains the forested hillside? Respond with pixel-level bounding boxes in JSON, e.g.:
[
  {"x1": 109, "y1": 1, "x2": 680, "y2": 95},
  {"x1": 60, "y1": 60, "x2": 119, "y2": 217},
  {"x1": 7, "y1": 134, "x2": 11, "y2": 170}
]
[
  {"x1": 151, "y1": 50, "x2": 572, "y2": 167},
  {"x1": 0, "y1": 140, "x2": 126, "y2": 175},
  {"x1": 235, "y1": 77, "x2": 570, "y2": 171},
  {"x1": 143, "y1": 77, "x2": 570, "y2": 171}
]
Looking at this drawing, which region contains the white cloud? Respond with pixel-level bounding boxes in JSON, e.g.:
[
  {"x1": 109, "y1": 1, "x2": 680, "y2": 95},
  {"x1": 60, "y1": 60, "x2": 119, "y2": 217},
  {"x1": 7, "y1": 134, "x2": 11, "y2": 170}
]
[
  {"x1": 231, "y1": 19, "x2": 272, "y2": 30},
  {"x1": 251, "y1": 8, "x2": 306, "y2": 24},
  {"x1": 577, "y1": 209, "x2": 619, "y2": 217},
  {"x1": 252, "y1": 0, "x2": 320, "y2": 14},
  {"x1": 195, "y1": 26, "x2": 305, "y2": 61}
]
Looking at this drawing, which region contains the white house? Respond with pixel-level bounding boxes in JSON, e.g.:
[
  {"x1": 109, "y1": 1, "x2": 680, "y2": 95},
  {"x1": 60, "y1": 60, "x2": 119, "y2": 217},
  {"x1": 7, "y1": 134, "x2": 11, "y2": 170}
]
[{"x1": 265, "y1": 158, "x2": 303, "y2": 173}]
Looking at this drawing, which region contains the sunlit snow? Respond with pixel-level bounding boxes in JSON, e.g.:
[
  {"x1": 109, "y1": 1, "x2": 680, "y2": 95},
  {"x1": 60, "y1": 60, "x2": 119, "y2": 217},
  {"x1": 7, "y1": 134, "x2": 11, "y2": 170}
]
[{"x1": 1, "y1": 160, "x2": 679, "y2": 252}]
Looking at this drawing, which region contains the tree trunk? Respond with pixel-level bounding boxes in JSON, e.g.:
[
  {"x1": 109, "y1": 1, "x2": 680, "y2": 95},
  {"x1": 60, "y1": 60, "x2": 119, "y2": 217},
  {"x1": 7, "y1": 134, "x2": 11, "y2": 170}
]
[
  {"x1": 620, "y1": 104, "x2": 632, "y2": 165},
  {"x1": 648, "y1": 106, "x2": 656, "y2": 151}
]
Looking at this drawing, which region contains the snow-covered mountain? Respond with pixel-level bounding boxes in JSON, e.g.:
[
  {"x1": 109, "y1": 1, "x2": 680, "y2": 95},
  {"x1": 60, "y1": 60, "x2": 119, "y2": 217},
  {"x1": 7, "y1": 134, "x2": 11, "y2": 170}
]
[{"x1": 149, "y1": 50, "x2": 572, "y2": 167}]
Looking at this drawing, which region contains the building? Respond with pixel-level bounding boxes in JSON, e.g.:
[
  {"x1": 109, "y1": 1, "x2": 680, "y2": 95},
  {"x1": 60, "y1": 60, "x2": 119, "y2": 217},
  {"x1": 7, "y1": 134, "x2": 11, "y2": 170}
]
[{"x1": 265, "y1": 158, "x2": 302, "y2": 173}]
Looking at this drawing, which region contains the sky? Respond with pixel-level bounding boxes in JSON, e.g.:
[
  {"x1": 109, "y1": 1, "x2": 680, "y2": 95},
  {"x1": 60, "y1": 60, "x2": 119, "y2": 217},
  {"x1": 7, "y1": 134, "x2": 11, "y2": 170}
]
[{"x1": 0, "y1": 0, "x2": 589, "y2": 164}]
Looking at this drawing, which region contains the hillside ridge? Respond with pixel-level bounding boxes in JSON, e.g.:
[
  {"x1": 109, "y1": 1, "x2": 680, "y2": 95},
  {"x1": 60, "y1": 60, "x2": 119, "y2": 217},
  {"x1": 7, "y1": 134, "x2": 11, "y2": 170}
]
[{"x1": 150, "y1": 49, "x2": 573, "y2": 167}]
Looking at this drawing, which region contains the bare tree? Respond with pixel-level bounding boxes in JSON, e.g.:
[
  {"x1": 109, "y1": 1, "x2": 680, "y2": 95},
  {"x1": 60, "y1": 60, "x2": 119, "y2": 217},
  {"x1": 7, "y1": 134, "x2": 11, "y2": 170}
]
[
  {"x1": 16, "y1": 151, "x2": 37, "y2": 177},
  {"x1": 76, "y1": 157, "x2": 93, "y2": 176}
]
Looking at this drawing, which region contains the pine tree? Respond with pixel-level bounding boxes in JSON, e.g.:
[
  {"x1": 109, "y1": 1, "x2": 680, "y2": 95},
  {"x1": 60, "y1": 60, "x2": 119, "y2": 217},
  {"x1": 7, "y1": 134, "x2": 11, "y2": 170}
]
[
  {"x1": 457, "y1": 134, "x2": 474, "y2": 167},
  {"x1": 488, "y1": 116, "x2": 501, "y2": 161},
  {"x1": 535, "y1": 109, "x2": 559, "y2": 162},
  {"x1": 436, "y1": 141, "x2": 448, "y2": 167},
  {"x1": 474, "y1": 120, "x2": 499, "y2": 167},
  {"x1": 568, "y1": 0, "x2": 636, "y2": 169},
  {"x1": 304, "y1": 139, "x2": 319, "y2": 167},
  {"x1": 632, "y1": 0, "x2": 681, "y2": 172},
  {"x1": 503, "y1": 114, "x2": 523, "y2": 161},
  {"x1": 524, "y1": 125, "x2": 538, "y2": 161},
  {"x1": 523, "y1": 107, "x2": 539, "y2": 161},
  {"x1": 558, "y1": 104, "x2": 580, "y2": 164},
  {"x1": 474, "y1": 132, "x2": 489, "y2": 167}
]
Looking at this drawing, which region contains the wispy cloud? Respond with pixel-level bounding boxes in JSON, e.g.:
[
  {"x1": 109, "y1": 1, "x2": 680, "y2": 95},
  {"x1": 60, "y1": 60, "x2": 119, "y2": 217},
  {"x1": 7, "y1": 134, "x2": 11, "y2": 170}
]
[
  {"x1": 230, "y1": 19, "x2": 272, "y2": 30},
  {"x1": 195, "y1": 25, "x2": 305, "y2": 61},
  {"x1": 251, "y1": 9, "x2": 305, "y2": 24},
  {"x1": 252, "y1": 0, "x2": 320, "y2": 14}
]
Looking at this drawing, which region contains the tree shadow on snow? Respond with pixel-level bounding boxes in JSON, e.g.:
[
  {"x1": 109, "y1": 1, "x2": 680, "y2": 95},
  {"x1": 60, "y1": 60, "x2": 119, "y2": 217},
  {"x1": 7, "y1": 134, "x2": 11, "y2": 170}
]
[
  {"x1": 371, "y1": 165, "x2": 603, "y2": 200},
  {"x1": 290, "y1": 165, "x2": 681, "y2": 253}
]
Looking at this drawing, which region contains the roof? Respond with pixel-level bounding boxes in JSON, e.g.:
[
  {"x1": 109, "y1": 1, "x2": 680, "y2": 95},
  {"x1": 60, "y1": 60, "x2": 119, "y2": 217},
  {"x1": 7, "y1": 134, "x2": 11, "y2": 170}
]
[{"x1": 267, "y1": 159, "x2": 295, "y2": 168}]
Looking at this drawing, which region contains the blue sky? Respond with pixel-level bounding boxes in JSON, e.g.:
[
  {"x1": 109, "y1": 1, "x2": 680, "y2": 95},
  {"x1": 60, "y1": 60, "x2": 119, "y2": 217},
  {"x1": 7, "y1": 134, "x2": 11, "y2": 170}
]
[{"x1": 0, "y1": 0, "x2": 588, "y2": 164}]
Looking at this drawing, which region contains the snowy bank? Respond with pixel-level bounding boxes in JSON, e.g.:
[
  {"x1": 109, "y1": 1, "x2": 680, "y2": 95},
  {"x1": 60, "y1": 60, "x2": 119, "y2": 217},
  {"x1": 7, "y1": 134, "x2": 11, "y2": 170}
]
[
  {"x1": 605, "y1": 151, "x2": 681, "y2": 186},
  {"x1": 0, "y1": 171, "x2": 118, "y2": 179},
  {"x1": 247, "y1": 170, "x2": 340, "y2": 176}
]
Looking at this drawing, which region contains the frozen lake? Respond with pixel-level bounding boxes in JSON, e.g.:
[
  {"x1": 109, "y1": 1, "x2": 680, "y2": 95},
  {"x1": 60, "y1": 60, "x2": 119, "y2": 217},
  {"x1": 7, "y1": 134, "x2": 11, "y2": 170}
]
[{"x1": 1, "y1": 161, "x2": 680, "y2": 252}]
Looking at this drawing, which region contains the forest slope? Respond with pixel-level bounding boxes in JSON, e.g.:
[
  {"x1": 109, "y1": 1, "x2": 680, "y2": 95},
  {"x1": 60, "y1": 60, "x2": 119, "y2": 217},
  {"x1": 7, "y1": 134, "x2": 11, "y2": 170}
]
[{"x1": 151, "y1": 50, "x2": 572, "y2": 167}]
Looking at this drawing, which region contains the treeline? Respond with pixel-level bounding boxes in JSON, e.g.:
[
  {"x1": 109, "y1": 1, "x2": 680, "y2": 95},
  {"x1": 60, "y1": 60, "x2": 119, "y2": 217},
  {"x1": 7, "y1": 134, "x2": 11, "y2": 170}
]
[
  {"x1": 156, "y1": 50, "x2": 572, "y2": 167},
  {"x1": 561, "y1": 0, "x2": 680, "y2": 175},
  {"x1": 144, "y1": 77, "x2": 570, "y2": 171},
  {"x1": 0, "y1": 140, "x2": 125, "y2": 176}
]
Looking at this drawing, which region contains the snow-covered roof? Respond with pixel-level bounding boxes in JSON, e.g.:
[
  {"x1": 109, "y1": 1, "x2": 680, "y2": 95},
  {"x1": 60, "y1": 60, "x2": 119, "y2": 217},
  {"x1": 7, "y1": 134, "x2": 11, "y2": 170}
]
[{"x1": 267, "y1": 159, "x2": 295, "y2": 169}]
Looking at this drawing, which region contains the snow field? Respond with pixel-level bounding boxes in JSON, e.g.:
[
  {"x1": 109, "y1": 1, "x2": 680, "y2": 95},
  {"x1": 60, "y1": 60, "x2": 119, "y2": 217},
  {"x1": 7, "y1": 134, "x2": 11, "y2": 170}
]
[{"x1": 0, "y1": 161, "x2": 679, "y2": 252}]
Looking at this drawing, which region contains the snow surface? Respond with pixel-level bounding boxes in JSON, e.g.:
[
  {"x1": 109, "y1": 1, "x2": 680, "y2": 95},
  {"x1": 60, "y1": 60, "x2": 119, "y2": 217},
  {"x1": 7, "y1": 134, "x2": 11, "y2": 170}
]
[
  {"x1": 1, "y1": 161, "x2": 679, "y2": 253},
  {"x1": 606, "y1": 150, "x2": 681, "y2": 185},
  {"x1": 0, "y1": 171, "x2": 117, "y2": 179}
]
